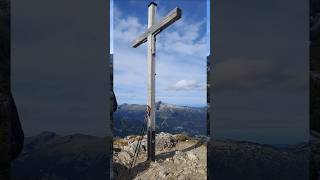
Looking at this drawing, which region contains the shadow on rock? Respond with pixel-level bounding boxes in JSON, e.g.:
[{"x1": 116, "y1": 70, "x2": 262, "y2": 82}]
[
  {"x1": 156, "y1": 140, "x2": 205, "y2": 161},
  {"x1": 114, "y1": 160, "x2": 151, "y2": 180}
]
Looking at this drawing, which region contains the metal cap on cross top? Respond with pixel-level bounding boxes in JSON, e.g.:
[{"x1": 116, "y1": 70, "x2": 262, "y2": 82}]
[
  {"x1": 132, "y1": 2, "x2": 181, "y2": 162},
  {"x1": 148, "y1": 2, "x2": 157, "y2": 7}
]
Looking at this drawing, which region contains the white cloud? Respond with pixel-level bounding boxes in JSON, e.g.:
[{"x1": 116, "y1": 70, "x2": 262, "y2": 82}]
[
  {"x1": 168, "y1": 80, "x2": 202, "y2": 91},
  {"x1": 114, "y1": 16, "x2": 146, "y2": 44},
  {"x1": 157, "y1": 18, "x2": 208, "y2": 58},
  {"x1": 113, "y1": 3, "x2": 147, "y2": 45}
]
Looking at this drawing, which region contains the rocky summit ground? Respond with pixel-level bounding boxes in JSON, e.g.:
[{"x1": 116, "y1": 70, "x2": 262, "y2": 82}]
[{"x1": 113, "y1": 132, "x2": 207, "y2": 180}]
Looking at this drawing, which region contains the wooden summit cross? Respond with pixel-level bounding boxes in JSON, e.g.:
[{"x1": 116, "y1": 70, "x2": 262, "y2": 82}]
[{"x1": 132, "y1": 2, "x2": 181, "y2": 161}]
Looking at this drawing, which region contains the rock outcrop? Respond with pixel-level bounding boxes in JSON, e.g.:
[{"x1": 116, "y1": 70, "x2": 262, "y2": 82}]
[
  {"x1": 113, "y1": 132, "x2": 207, "y2": 180},
  {"x1": 114, "y1": 132, "x2": 310, "y2": 180}
]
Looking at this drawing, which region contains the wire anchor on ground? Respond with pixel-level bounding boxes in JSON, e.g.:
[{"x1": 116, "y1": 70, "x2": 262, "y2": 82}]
[{"x1": 129, "y1": 109, "x2": 149, "y2": 169}]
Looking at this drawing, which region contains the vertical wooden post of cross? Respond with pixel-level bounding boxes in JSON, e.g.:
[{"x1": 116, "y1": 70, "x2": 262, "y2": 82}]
[
  {"x1": 146, "y1": 2, "x2": 156, "y2": 162},
  {"x1": 132, "y1": 2, "x2": 181, "y2": 162}
]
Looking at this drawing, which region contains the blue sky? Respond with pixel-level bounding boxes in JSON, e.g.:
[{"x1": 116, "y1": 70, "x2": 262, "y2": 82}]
[{"x1": 111, "y1": 0, "x2": 209, "y2": 107}]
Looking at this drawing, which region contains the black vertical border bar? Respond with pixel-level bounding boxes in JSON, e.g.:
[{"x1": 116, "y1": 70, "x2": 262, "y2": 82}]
[
  {"x1": 207, "y1": 0, "x2": 214, "y2": 139},
  {"x1": 105, "y1": 0, "x2": 112, "y2": 179},
  {"x1": 109, "y1": 53, "x2": 114, "y2": 180},
  {"x1": 0, "y1": 0, "x2": 11, "y2": 179},
  {"x1": 310, "y1": 0, "x2": 320, "y2": 179},
  {"x1": 207, "y1": 0, "x2": 214, "y2": 179}
]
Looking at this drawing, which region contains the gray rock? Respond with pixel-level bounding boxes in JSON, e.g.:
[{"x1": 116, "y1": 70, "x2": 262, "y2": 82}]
[
  {"x1": 122, "y1": 137, "x2": 147, "y2": 156},
  {"x1": 158, "y1": 170, "x2": 169, "y2": 178},
  {"x1": 174, "y1": 151, "x2": 187, "y2": 161},
  {"x1": 156, "y1": 132, "x2": 177, "y2": 150},
  {"x1": 117, "y1": 151, "x2": 132, "y2": 165},
  {"x1": 187, "y1": 151, "x2": 198, "y2": 161}
]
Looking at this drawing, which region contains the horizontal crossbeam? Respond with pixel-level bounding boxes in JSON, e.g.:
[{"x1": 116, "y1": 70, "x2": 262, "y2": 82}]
[{"x1": 132, "y1": 7, "x2": 182, "y2": 48}]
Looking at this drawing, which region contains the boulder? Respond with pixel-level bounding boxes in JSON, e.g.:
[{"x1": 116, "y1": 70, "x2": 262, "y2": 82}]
[
  {"x1": 156, "y1": 132, "x2": 177, "y2": 150},
  {"x1": 116, "y1": 151, "x2": 132, "y2": 166}
]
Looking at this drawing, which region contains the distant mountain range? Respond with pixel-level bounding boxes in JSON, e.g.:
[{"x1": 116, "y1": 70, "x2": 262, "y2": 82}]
[{"x1": 113, "y1": 101, "x2": 207, "y2": 137}]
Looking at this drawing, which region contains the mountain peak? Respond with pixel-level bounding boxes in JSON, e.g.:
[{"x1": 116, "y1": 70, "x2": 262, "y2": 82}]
[
  {"x1": 37, "y1": 131, "x2": 57, "y2": 139},
  {"x1": 155, "y1": 101, "x2": 162, "y2": 110}
]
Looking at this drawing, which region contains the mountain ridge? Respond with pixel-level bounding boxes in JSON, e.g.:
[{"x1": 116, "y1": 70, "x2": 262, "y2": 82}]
[{"x1": 114, "y1": 101, "x2": 206, "y2": 137}]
